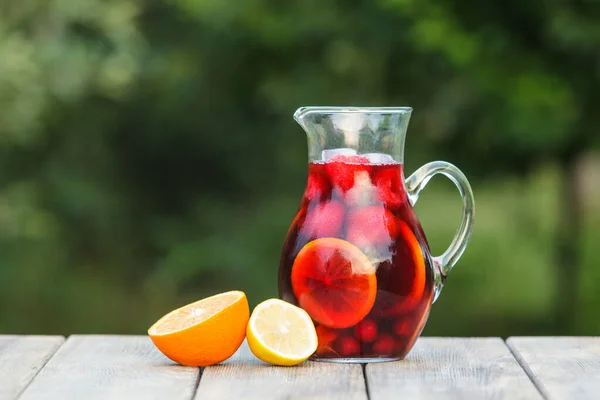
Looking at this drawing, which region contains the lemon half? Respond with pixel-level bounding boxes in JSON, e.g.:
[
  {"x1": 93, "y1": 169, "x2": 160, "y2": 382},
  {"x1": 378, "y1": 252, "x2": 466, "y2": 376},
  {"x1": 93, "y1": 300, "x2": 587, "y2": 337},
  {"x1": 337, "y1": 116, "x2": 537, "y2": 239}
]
[{"x1": 247, "y1": 299, "x2": 318, "y2": 366}]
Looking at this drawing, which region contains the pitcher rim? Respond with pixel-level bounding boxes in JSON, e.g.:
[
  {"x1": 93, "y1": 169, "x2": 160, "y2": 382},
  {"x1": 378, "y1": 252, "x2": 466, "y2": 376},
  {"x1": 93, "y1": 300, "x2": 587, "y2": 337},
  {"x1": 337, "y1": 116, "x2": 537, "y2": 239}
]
[{"x1": 294, "y1": 106, "x2": 413, "y2": 122}]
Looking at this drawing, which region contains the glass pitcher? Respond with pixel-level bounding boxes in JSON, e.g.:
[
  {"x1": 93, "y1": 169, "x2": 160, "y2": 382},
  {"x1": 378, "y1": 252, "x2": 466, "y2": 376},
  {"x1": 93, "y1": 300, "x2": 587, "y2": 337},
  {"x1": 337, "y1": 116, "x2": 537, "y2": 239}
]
[{"x1": 278, "y1": 107, "x2": 474, "y2": 362}]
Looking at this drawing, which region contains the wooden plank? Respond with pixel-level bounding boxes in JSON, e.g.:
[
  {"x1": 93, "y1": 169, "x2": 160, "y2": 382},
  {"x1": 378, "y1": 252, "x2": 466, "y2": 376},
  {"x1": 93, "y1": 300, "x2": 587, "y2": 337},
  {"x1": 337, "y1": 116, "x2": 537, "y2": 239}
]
[
  {"x1": 196, "y1": 340, "x2": 367, "y2": 400},
  {"x1": 0, "y1": 335, "x2": 64, "y2": 400},
  {"x1": 366, "y1": 337, "x2": 542, "y2": 400},
  {"x1": 19, "y1": 335, "x2": 199, "y2": 400},
  {"x1": 507, "y1": 336, "x2": 600, "y2": 400}
]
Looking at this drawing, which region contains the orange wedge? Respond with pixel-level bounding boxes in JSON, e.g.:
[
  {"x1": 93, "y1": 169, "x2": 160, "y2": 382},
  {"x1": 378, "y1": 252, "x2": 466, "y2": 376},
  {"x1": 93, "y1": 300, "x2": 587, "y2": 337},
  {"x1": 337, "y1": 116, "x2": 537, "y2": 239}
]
[{"x1": 148, "y1": 290, "x2": 249, "y2": 366}]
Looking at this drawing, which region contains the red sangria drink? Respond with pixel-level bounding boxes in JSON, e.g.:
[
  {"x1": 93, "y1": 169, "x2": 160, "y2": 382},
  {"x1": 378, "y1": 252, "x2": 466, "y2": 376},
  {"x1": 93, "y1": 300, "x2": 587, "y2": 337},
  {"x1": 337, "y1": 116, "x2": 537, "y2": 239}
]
[
  {"x1": 279, "y1": 155, "x2": 435, "y2": 361},
  {"x1": 280, "y1": 107, "x2": 475, "y2": 363}
]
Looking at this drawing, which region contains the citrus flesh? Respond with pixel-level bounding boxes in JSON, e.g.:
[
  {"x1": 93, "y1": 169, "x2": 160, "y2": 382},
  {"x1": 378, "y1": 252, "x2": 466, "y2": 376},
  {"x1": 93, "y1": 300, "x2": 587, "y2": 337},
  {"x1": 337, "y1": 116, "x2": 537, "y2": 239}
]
[
  {"x1": 148, "y1": 290, "x2": 249, "y2": 366},
  {"x1": 291, "y1": 238, "x2": 377, "y2": 328},
  {"x1": 247, "y1": 299, "x2": 318, "y2": 366}
]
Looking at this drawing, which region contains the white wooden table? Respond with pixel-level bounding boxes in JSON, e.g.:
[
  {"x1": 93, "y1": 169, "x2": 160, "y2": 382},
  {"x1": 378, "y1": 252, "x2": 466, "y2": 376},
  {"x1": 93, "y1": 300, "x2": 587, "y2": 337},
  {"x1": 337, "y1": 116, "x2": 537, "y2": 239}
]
[{"x1": 1, "y1": 335, "x2": 598, "y2": 399}]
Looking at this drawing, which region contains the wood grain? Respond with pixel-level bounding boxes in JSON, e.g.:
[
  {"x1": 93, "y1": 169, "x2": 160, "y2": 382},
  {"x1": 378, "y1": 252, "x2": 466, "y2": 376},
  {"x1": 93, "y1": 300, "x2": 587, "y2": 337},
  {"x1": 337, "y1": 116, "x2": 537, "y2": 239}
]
[
  {"x1": 366, "y1": 337, "x2": 542, "y2": 400},
  {"x1": 0, "y1": 335, "x2": 64, "y2": 400},
  {"x1": 19, "y1": 335, "x2": 199, "y2": 400},
  {"x1": 507, "y1": 336, "x2": 600, "y2": 400},
  {"x1": 196, "y1": 340, "x2": 367, "y2": 400}
]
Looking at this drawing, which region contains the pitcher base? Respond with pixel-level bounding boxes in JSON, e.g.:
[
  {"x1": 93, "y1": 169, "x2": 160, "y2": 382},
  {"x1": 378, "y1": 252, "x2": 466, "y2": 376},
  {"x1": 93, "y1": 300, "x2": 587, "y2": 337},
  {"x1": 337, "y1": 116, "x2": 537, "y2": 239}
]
[{"x1": 310, "y1": 356, "x2": 404, "y2": 364}]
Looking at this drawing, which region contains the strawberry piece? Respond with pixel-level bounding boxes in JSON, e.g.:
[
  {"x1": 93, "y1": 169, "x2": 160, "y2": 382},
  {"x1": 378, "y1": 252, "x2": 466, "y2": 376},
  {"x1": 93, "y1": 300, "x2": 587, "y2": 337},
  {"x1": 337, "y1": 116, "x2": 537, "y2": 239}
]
[
  {"x1": 336, "y1": 336, "x2": 360, "y2": 357},
  {"x1": 354, "y1": 319, "x2": 378, "y2": 343},
  {"x1": 372, "y1": 333, "x2": 395, "y2": 354},
  {"x1": 329, "y1": 154, "x2": 370, "y2": 164},
  {"x1": 325, "y1": 155, "x2": 370, "y2": 192},
  {"x1": 346, "y1": 206, "x2": 398, "y2": 248},
  {"x1": 373, "y1": 167, "x2": 406, "y2": 209},
  {"x1": 393, "y1": 319, "x2": 412, "y2": 337},
  {"x1": 301, "y1": 200, "x2": 345, "y2": 239},
  {"x1": 305, "y1": 168, "x2": 331, "y2": 201}
]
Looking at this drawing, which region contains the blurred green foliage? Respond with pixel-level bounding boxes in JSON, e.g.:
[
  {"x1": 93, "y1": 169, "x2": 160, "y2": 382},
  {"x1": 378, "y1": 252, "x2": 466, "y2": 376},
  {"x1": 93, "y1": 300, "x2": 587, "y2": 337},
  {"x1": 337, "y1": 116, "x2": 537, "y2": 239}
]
[{"x1": 0, "y1": 0, "x2": 599, "y2": 336}]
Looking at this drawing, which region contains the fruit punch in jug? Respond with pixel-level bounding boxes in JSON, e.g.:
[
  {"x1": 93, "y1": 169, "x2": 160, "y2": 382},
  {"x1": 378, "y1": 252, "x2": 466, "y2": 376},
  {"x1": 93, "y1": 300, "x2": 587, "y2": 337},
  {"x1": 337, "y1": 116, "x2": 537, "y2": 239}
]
[{"x1": 279, "y1": 154, "x2": 435, "y2": 360}]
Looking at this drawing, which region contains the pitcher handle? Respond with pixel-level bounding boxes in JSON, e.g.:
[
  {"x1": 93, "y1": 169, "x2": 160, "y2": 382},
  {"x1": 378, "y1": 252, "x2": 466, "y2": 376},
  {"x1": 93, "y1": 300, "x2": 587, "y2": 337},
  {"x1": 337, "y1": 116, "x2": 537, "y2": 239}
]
[{"x1": 405, "y1": 161, "x2": 475, "y2": 300}]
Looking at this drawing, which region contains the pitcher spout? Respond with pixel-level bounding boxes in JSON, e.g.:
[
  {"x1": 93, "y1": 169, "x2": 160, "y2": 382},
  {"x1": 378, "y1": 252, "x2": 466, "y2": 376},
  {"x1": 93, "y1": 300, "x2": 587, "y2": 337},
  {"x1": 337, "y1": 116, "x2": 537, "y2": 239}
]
[{"x1": 293, "y1": 107, "x2": 413, "y2": 163}]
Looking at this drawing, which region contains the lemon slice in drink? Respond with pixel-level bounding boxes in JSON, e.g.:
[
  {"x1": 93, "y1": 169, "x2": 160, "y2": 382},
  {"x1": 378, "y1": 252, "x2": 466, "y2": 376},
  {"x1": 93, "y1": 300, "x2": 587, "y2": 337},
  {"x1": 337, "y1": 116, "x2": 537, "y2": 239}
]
[{"x1": 247, "y1": 299, "x2": 318, "y2": 366}]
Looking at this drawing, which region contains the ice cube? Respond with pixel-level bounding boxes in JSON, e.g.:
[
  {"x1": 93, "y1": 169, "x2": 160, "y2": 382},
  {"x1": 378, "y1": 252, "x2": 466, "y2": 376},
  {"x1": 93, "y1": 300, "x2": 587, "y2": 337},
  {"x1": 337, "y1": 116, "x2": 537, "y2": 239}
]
[
  {"x1": 322, "y1": 148, "x2": 357, "y2": 161},
  {"x1": 362, "y1": 153, "x2": 395, "y2": 164},
  {"x1": 344, "y1": 170, "x2": 377, "y2": 207}
]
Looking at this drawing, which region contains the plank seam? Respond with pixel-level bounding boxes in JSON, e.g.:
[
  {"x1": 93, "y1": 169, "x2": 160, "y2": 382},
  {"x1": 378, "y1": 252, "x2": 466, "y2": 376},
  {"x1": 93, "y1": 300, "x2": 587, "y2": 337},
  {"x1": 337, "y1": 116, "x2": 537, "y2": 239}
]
[
  {"x1": 15, "y1": 337, "x2": 66, "y2": 400},
  {"x1": 505, "y1": 338, "x2": 549, "y2": 400},
  {"x1": 189, "y1": 367, "x2": 203, "y2": 400},
  {"x1": 361, "y1": 364, "x2": 371, "y2": 400}
]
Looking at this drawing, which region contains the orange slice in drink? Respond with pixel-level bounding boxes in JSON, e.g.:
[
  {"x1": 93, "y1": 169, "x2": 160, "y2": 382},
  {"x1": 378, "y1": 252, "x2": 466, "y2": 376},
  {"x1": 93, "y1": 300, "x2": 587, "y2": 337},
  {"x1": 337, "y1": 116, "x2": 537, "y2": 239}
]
[
  {"x1": 372, "y1": 220, "x2": 428, "y2": 316},
  {"x1": 291, "y1": 238, "x2": 377, "y2": 328},
  {"x1": 148, "y1": 290, "x2": 249, "y2": 366}
]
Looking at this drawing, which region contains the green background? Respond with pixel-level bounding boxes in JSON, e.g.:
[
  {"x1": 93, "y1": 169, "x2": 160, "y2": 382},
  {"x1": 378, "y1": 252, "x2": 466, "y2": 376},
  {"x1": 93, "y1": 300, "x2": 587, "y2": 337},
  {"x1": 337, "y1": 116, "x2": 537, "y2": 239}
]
[{"x1": 0, "y1": 0, "x2": 599, "y2": 337}]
